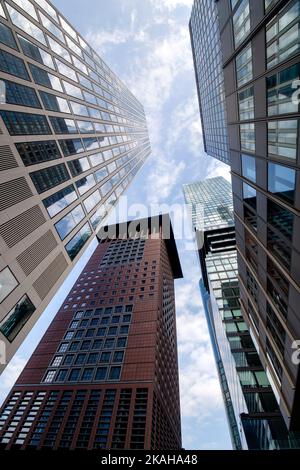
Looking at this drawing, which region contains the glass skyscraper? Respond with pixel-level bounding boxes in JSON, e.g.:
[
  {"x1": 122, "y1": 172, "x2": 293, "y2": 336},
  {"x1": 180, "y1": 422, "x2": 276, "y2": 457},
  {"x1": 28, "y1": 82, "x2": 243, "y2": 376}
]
[
  {"x1": 190, "y1": 0, "x2": 300, "y2": 433},
  {"x1": 183, "y1": 176, "x2": 299, "y2": 449},
  {"x1": 0, "y1": 0, "x2": 150, "y2": 372}
]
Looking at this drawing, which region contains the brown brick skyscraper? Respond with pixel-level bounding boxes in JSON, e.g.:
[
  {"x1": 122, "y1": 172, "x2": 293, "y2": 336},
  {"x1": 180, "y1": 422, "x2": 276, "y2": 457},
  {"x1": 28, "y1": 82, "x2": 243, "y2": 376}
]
[{"x1": 0, "y1": 215, "x2": 182, "y2": 450}]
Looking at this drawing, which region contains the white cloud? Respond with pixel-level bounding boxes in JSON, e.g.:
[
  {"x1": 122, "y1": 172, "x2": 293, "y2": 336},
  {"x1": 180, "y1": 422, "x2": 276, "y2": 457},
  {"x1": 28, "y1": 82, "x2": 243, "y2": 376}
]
[{"x1": 150, "y1": 0, "x2": 194, "y2": 11}]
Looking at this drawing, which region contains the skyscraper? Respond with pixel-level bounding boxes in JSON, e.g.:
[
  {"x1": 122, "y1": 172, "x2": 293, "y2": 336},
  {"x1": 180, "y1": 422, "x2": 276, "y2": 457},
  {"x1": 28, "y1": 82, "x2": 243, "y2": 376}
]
[
  {"x1": 0, "y1": 0, "x2": 150, "y2": 371},
  {"x1": 183, "y1": 176, "x2": 299, "y2": 449},
  {"x1": 190, "y1": 0, "x2": 300, "y2": 432},
  {"x1": 0, "y1": 215, "x2": 182, "y2": 450},
  {"x1": 189, "y1": 0, "x2": 230, "y2": 165}
]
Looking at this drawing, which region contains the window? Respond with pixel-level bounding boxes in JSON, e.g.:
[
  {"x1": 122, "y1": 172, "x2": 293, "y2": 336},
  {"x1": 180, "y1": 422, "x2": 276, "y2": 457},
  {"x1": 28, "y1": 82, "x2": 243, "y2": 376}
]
[
  {"x1": 51, "y1": 356, "x2": 63, "y2": 367},
  {"x1": 68, "y1": 157, "x2": 90, "y2": 177},
  {"x1": 58, "y1": 343, "x2": 68, "y2": 353},
  {"x1": 267, "y1": 199, "x2": 293, "y2": 268},
  {"x1": 87, "y1": 353, "x2": 98, "y2": 364},
  {"x1": 59, "y1": 139, "x2": 84, "y2": 157},
  {"x1": 29, "y1": 64, "x2": 62, "y2": 92},
  {"x1": 39, "y1": 91, "x2": 70, "y2": 113},
  {"x1": 76, "y1": 174, "x2": 96, "y2": 195},
  {"x1": 55, "y1": 205, "x2": 85, "y2": 240},
  {"x1": 268, "y1": 120, "x2": 298, "y2": 160},
  {"x1": 81, "y1": 368, "x2": 94, "y2": 381},
  {"x1": 70, "y1": 101, "x2": 89, "y2": 117},
  {"x1": 113, "y1": 351, "x2": 124, "y2": 363},
  {"x1": 109, "y1": 366, "x2": 121, "y2": 380},
  {"x1": 266, "y1": 0, "x2": 300, "y2": 68},
  {"x1": 117, "y1": 337, "x2": 127, "y2": 348},
  {"x1": 233, "y1": 0, "x2": 250, "y2": 47},
  {"x1": 100, "y1": 352, "x2": 111, "y2": 363},
  {"x1": 75, "y1": 354, "x2": 86, "y2": 365},
  {"x1": 0, "y1": 295, "x2": 35, "y2": 342},
  {"x1": 236, "y1": 43, "x2": 253, "y2": 87},
  {"x1": 238, "y1": 87, "x2": 254, "y2": 120},
  {"x1": 0, "y1": 22, "x2": 18, "y2": 50},
  {"x1": 18, "y1": 34, "x2": 54, "y2": 69},
  {"x1": 268, "y1": 162, "x2": 296, "y2": 204},
  {"x1": 0, "y1": 267, "x2": 18, "y2": 303},
  {"x1": 65, "y1": 223, "x2": 92, "y2": 261},
  {"x1": 84, "y1": 190, "x2": 101, "y2": 213},
  {"x1": 95, "y1": 166, "x2": 108, "y2": 181},
  {"x1": 0, "y1": 49, "x2": 29, "y2": 80},
  {"x1": 95, "y1": 367, "x2": 107, "y2": 381},
  {"x1": 120, "y1": 325, "x2": 129, "y2": 335},
  {"x1": 0, "y1": 110, "x2": 51, "y2": 135},
  {"x1": 12, "y1": 0, "x2": 38, "y2": 21},
  {"x1": 64, "y1": 355, "x2": 74, "y2": 365},
  {"x1": 30, "y1": 164, "x2": 70, "y2": 194},
  {"x1": 43, "y1": 184, "x2": 78, "y2": 218},
  {"x1": 267, "y1": 63, "x2": 300, "y2": 116},
  {"x1": 83, "y1": 138, "x2": 99, "y2": 151},
  {"x1": 49, "y1": 117, "x2": 77, "y2": 134},
  {"x1": 77, "y1": 121, "x2": 94, "y2": 134},
  {"x1": 68, "y1": 369, "x2": 80, "y2": 382},
  {"x1": 16, "y1": 140, "x2": 61, "y2": 166},
  {"x1": 40, "y1": 12, "x2": 64, "y2": 43},
  {"x1": 242, "y1": 154, "x2": 256, "y2": 182},
  {"x1": 63, "y1": 80, "x2": 82, "y2": 99},
  {"x1": 240, "y1": 123, "x2": 255, "y2": 152},
  {"x1": 43, "y1": 371, "x2": 55, "y2": 383},
  {"x1": 6, "y1": 5, "x2": 46, "y2": 45}
]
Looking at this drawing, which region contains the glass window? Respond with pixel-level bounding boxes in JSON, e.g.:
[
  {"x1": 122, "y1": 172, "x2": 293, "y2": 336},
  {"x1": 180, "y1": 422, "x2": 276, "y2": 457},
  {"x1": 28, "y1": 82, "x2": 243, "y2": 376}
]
[
  {"x1": 18, "y1": 35, "x2": 54, "y2": 69},
  {"x1": 268, "y1": 120, "x2": 298, "y2": 160},
  {"x1": 100, "y1": 180, "x2": 113, "y2": 197},
  {"x1": 267, "y1": 63, "x2": 300, "y2": 116},
  {"x1": 68, "y1": 157, "x2": 90, "y2": 177},
  {"x1": 65, "y1": 223, "x2": 92, "y2": 260},
  {"x1": 109, "y1": 366, "x2": 121, "y2": 380},
  {"x1": 60, "y1": 16, "x2": 78, "y2": 41},
  {"x1": 62, "y1": 81, "x2": 82, "y2": 99},
  {"x1": 0, "y1": 110, "x2": 51, "y2": 135},
  {"x1": 29, "y1": 64, "x2": 62, "y2": 92},
  {"x1": 84, "y1": 190, "x2": 101, "y2": 213},
  {"x1": 30, "y1": 163, "x2": 70, "y2": 194},
  {"x1": 95, "y1": 367, "x2": 107, "y2": 381},
  {"x1": 242, "y1": 154, "x2": 256, "y2": 182},
  {"x1": 76, "y1": 174, "x2": 96, "y2": 195},
  {"x1": 117, "y1": 337, "x2": 127, "y2": 348},
  {"x1": 100, "y1": 352, "x2": 111, "y2": 363},
  {"x1": 91, "y1": 207, "x2": 106, "y2": 229},
  {"x1": 0, "y1": 295, "x2": 35, "y2": 342},
  {"x1": 59, "y1": 139, "x2": 84, "y2": 157},
  {"x1": 55, "y1": 205, "x2": 85, "y2": 240},
  {"x1": 238, "y1": 86, "x2": 254, "y2": 120},
  {"x1": 240, "y1": 123, "x2": 255, "y2": 152},
  {"x1": 81, "y1": 368, "x2": 94, "y2": 381},
  {"x1": 55, "y1": 59, "x2": 77, "y2": 81},
  {"x1": 2, "y1": 80, "x2": 41, "y2": 108},
  {"x1": 40, "y1": 12, "x2": 64, "y2": 42},
  {"x1": 49, "y1": 117, "x2": 77, "y2": 134},
  {"x1": 113, "y1": 351, "x2": 124, "y2": 363},
  {"x1": 90, "y1": 153, "x2": 105, "y2": 169},
  {"x1": 0, "y1": 3, "x2": 6, "y2": 18},
  {"x1": 68, "y1": 369, "x2": 80, "y2": 382},
  {"x1": 39, "y1": 91, "x2": 70, "y2": 113},
  {"x1": 12, "y1": 0, "x2": 38, "y2": 20},
  {"x1": 266, "y1": 0, "x2": 300, "y2": 68},
  {"x1": 83, "y1": 138, "x2": 99, "y2": 151},
  {"x1": 43, "y1": 371, "x2": 55, "y2": 383},
  {"x1": 236, "y1": 43, "x2": 253, "y2": 87},
  {"x1": 233, "y1": 0, "x2": 250, "y2": 47},
  {"x1": 243, "y1": 182, "x2": 257, "y2": 210},
  {"x1": 268, "y1": 162, "x2": 296, "y2": 204},
  {"x1": 16, "y1": 140, "x2": 61, "y2": 166},
  {"x1": 0, "y1": 22, "x2": 18, "y2": 49},
  {"x1": 36, "y1": 0, "x2": 58, "y2": 21},
  {"x1": 77, "y1": 120, "x2": 94, "y2": 134},
  {"x1": 0, "y1": 49, "x2": 29, "y2": 80},
  {"x1": 43, "y1": 184, "x2": 78, "y2": 218},
  {"x1": 0, "y1": 267, "x2": 18, "y2": 304},
  {"x1": 267, "y1": 199, "x2": 293, "y2": 269},
  {"x1": 6, "y1": 5, "x2": 46, "y2": 45},
  {"x1": 70, "y1": 101, "x2": 89, "y2": 117}
]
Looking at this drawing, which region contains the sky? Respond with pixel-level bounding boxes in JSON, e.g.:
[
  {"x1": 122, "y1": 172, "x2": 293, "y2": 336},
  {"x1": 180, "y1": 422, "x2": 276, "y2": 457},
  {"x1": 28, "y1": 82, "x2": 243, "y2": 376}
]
[{"x1": 0, "y1": 0, "x2": 233, "y2": 450}]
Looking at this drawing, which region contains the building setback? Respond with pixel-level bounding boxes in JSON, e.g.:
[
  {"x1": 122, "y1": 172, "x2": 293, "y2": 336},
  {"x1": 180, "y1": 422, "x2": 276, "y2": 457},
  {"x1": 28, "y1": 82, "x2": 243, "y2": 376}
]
[
  {"x1": 0, "y1": 0, "x2": 150, "y2": 372},
  {"x1": 190, "y1": 0, "x2": 300, "y2": 432},
  {"x1": 183, "y1": 176, "x2": 300, "y2": 449},
  {"x1": 0, "y1": 215, "x2": 182, "y2": 450}
]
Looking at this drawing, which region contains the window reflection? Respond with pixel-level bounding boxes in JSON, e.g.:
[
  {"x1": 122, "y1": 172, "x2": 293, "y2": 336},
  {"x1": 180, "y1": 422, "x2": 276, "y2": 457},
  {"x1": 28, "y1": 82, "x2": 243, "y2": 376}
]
[
  {"x1": 0, "y1": 295, "x2": 35, "y2": 342},
  {"x1": 268, "y1": 162, "x2": 296, "y2": 204}
]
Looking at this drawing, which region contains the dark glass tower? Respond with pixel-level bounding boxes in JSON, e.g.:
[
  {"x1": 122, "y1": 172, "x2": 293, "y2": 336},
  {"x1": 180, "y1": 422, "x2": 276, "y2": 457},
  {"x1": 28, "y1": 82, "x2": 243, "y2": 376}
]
[
  {"x1": 190, "y1": 0, "x2": 300, "y2": 432},
  {"x1": 0, "y1": 215, "x2": 182, "y2": 450},
  {"x1": 0, "y1": 0, "x2": 150, "y2": 372},
  {"x1": 183, "y1": 176, "x2": 300, "y2": 449}
]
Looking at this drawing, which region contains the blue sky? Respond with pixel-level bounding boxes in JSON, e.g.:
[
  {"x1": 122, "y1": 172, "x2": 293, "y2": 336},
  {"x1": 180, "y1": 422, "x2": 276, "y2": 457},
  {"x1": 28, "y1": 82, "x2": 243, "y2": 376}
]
[{"x1": 0, "y1": 0, "x2": 233, "y2": 449}]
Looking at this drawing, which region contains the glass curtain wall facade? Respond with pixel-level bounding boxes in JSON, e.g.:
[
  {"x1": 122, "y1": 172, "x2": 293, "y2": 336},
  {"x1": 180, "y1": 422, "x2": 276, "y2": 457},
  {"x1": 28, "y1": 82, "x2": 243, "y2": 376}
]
[
  {"x1": 215, "y1": 0, "x2": 300, "y2": 431},
  {"x1": 0, "y1": 0, "x2": 150, "y2": 371},
  {"x1": 183, "y1": 176, "x2": 299, "y2": 449},
  {"x1": 0, "y1": 216, "x2": 182, "y2": 450},
  {"x1": 189, "y1": 0, "x2": 230, "y2": 164}
]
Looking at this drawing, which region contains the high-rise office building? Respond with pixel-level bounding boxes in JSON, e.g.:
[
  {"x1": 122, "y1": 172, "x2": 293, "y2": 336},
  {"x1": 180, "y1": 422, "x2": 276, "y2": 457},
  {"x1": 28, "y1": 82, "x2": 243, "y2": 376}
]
[
  {"x1": 0, "y1": 215, "x2": 182, "y2": 450},
  {"x1": 0, "y1": 0, "x2": 150, "y2": 371},
  {"x1": 183, "y1": 176, "x2": 299, "y2": 449},
  {"x1": 190, "y1": 0, "x2": 300, "y2": 432},
  {"x1": 189, "y1": 0, "x2": 230, "y2": 165}
]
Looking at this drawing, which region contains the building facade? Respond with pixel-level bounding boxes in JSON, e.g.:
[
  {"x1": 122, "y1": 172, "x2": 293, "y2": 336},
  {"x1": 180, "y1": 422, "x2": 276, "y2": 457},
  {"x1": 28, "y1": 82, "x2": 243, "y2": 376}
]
[
  {"x1": 189, "y1": 0, "x2": 230, "y2": 165},
  {"x1": 0, "y1": 0, "x2": 150, "y2": 371},
  {"x1": 212, "y1": 0, "x2": 300, "y2": 432},
  {"x1": 0, "y1": 215, "x2": 182, "y2": 450},
  {"x1": 183, "y1": 176, "x2": 299, "y2": 449}
]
